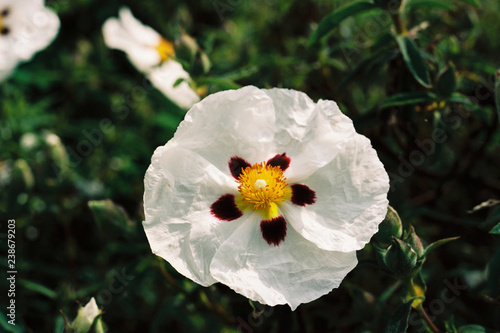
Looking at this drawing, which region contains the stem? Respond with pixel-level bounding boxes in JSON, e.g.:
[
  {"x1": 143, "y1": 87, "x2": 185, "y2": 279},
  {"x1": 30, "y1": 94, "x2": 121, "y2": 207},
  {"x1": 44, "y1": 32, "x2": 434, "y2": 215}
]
[
  {"x1": 391, "y1": 13, "x2": 406, "y2": 35},
  {"x1": 418, "y1": 306, "x2": 441, "y2": 333}
]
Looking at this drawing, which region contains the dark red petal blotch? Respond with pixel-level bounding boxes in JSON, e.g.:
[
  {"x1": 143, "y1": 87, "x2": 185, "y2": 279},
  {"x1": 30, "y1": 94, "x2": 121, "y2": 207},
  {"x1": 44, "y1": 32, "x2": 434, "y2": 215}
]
[
  {"x1": 260, "y1": 216, "x2": 287, "y2": 246},
  {"x1": 267, "y1": 153, "x2": 290, "y2": 171},
  {"x1": 290, "y1": 184, "x2": 316, "y2": 206},
  {"x1": 210, "y1": 194, "x2": 243, "y2": 221},
  {"x1": 229, "y1": 156, "x2": 251, "y2": 179}
]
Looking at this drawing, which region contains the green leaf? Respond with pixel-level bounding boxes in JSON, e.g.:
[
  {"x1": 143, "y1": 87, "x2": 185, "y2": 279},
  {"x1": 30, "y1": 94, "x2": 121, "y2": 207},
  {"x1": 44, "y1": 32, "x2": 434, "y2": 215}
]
[
  {"x1": 447, "y1": 93, "x2": 481, "y2": 110},
  {"x1": 0, "y1": 312, "x2": 24, "y2": 332},
  {"x1": 19, "y1": 279, "x2": 58, "y2": 299},
  {"x1": 457, "y1": 0, "x2": 481, "y2": 7},
  {"x1": 458, "y1": 325, "x2": 497, "y2": 333},
  {"x1": 490, "y1": 222, "x2": 500, "y2": 234},
  {"x1": 436, "y1": 64, "x2": 457, "y2": 97},
  {"x1": 424, "y1": 236, "x2": 460, "y2": 255},
  {"x1": 406, "y1": 0, "x2": 455, "y2": 10},
  {"x1": 308, "y1": 1, "x2": 378, "y2": 47},
  {"x1": 396, "y1": 35, "x2": 432, "y2": 88},
  {"x1": 444, "y1": 315, "x2": 458, "y2": 333},
  {"x1": 384, "y1": 300, "x2": 413, "y2": 333},
  {"x1": 495, "y1": 70, "x2": 500, "y2": 124},
  {"x1": 381, "y1": 92, "x2": 437, "y2": 108}
]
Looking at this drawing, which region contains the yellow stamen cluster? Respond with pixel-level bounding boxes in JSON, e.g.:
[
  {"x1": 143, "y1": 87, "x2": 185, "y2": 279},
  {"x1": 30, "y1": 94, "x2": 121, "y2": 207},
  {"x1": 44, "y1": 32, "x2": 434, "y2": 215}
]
[
  {"x1": 156, "y1": 38, "x2": 175, "y2": 62},
  {"x1": 236, "y1": 163, "x2": 291, "y2": 219}
]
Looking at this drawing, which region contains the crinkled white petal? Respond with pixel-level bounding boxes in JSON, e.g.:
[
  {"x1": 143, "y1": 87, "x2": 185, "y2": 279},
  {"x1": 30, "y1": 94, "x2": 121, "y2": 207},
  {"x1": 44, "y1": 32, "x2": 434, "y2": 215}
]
[
  {"x1": 263, "y1": 89, "x2": 359, "y2": 182},
  {"x1": 144, "y1": 144, "x2": 242, "y2": 286},
  {"x1": 0, "y1": 0, "x2": 59, "y2": 77},
  {"x1": 102, "y1": 15, "x2": 161, "y2": 72},
  {"x1": 169, "y1": 87, "x2": 361, "y2": 179},
  {"x1": 210, "y1": 215, "x2": 358, "y2": 310},
  {"x1": 147, "y1": 60, "x2": 200, "y2": 109},
  {"x1": 171, "y1": 86, "x2": 279, "y2": 169},
  {"x1": 281, "y1": 134, "x2": 390, "y2": 252}
]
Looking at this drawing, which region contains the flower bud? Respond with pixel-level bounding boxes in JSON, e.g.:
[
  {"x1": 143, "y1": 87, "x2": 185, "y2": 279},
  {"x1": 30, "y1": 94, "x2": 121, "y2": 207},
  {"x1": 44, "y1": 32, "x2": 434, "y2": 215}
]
[
  {"x1": 71, "y1": 298, "x2": 102, "y2": 333},
  {"x1": 372, "y1": 205, "x2": 403, "y2": 248},
  {"x1": 383, "y1": 237, "x2": 418, "y2": 277},
  {"x1": 404, "y1": 225, "x2": 425, "y2": 259}
]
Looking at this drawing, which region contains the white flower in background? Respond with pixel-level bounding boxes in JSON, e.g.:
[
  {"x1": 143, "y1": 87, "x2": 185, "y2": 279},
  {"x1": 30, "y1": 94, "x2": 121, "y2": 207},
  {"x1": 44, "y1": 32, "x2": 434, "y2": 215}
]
[
  {"x1": 102, "y1": 7, "x2": 200, "y2": 109},
  {"x1": 0, "y1": 0, "x2": 60, "y2": 81},
  {"x1": 143, "y1": 86, "x2": 390, "y2": 310}
]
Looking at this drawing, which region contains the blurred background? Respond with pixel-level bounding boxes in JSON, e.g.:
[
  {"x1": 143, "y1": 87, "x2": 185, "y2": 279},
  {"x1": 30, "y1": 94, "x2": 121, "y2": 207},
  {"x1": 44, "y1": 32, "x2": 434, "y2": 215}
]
[{"x1": 1, "y1": 0, "x2": 500, "y2": 332}]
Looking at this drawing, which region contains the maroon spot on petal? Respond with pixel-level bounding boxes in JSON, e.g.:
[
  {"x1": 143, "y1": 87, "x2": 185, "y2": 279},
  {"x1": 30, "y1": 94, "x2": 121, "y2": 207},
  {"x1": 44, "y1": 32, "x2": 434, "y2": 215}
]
[
  {"x1": 229, "y1": 156, "x2": 251, "y2": 179},
  {"x1": 267, "y1": 153, "x2": 290, "y2": 171},
  {"x1": 260, "y1": 216, "x2": 287, "y2": 246},
  {"x1": 291, "y1": 184, "x2": 316, "y2": 206},
  {"x1": 210, "y1": 194, "x2": 243, "y2": 221}
]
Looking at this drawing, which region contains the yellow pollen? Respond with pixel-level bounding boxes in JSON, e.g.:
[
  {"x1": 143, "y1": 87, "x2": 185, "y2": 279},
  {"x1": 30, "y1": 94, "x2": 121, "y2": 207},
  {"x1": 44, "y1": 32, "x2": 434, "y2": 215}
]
[
  {"x1": 156, "y1": 38, "x2": 175, "y2": 62},
  {"x1": 236, "y1": 162, "x2": 291, "y2": 219}
]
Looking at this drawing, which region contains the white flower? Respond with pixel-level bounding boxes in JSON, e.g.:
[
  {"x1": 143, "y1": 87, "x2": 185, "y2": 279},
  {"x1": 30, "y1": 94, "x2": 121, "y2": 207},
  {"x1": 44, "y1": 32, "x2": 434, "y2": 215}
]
[
  {"x1": 102, "y1": 7, "x2": 200, "y2": 109},
  {"x1": 143, "y1": 86, "x2": 390, "y2": 310},
  {"x1": 0, "y1": 0, "x2": 60, "y2": 81}
]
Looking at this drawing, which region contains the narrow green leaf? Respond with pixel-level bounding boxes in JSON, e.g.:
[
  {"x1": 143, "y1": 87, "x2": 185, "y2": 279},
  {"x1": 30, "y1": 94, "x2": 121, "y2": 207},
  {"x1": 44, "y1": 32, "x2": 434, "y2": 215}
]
[
  {"x1": 424, "y1": 236, "x2": 460, "y2": 255},
  {"x1": 406, "y1": 0, "x2": 455, "y2": 10},
  {"x1": 490, "y1": 222, "x2": 500, "y2": 234},
  {"x1": 436, "y1": 64, "x2": 457, "y2": 97},
  {"x1": 0, "y1": 313, "x2": 24, "y2": 332},
  {"x1": 308, "y1": 1, "x2": 378, "y2": 47},
  {"x1": 457, "y1": 0, "x2": 481, "y2": 7},
  {"x1": 444, "y1": 315, "x2": 458, "y2": 333},
  {"x1": 19, "y1": 279, "x2": 58, "y2": 299},
  {"x1": 381, "y1": 92, "x2": 437, "y2": 108},
  {"x1": 448, "y1": 93, "x2": 481, "y2": 110},
  {"x1": 384, "y1": 300, "x2": 413, "y2": 333},
  {"x1": 396, "y1": 35, "x2": 432, "y2": 88},
  {"x1": 495, "y1": 70, "x2": 500, "y2": 124},
  {"x1": 458, "y1": 325, "x2": 496, "y2": 333}
]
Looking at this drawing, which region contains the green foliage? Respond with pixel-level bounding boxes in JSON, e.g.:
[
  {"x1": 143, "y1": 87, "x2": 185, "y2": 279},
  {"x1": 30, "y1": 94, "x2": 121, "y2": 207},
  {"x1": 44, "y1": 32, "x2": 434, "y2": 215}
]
[{"x1": 1, "y1": 0, "x2": 500, "y2": 332}]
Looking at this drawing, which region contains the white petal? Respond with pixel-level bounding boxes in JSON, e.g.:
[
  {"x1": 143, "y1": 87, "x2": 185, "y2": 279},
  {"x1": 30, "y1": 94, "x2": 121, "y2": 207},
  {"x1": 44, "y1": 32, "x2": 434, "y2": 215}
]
[
  {"x1": 0, "y1": 47, "x2": 17, "y2": 82},
  {"x1": 118, "y1": 7, "x2": 161, "y2": 46},
  {"x1": 210, "y1": 217, "x2": 358, "y2": 310},
  {"x1": 171, "y1": 86, "x2": 279, "y2": 172},
  {"x1": 282, "y1": 134, "x2": 390, "y2": 252},
  {"x1": 147, "y1": 60, "x2": 200, "y2": 109},
  {"x1": 143, "y1": 144, "x2": 242, "y2": 286},
  {"x1": 5, "y1": 1, "x2": 60, "y2": 61},
  {"x1": 102, "y1": 17, "x2": 160, "y2": 72},
  {"x1": 262, "y1": 89, "x2": 359, "y2": 182}
]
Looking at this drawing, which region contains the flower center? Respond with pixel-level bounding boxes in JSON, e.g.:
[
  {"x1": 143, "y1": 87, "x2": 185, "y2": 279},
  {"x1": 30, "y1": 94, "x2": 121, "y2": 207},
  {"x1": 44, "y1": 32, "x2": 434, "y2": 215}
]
[
  {"x1": 156, "y1": 38, "x2": 175, "y2": 62},
  {"x1": 236, "y1": 162, "x2": 291, "y2": 219}
]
